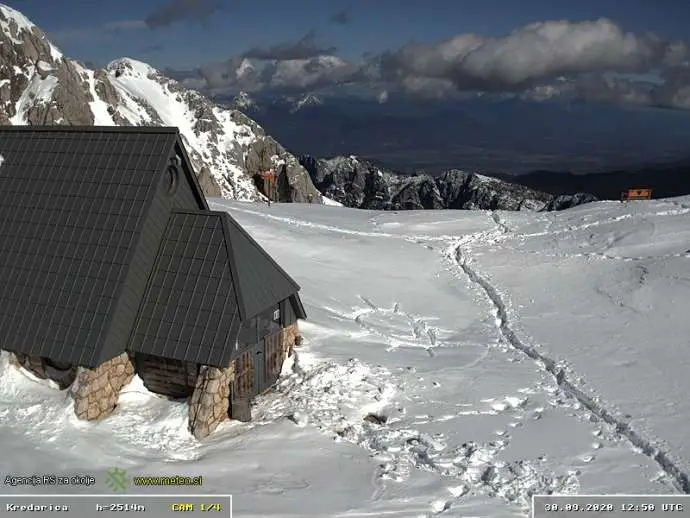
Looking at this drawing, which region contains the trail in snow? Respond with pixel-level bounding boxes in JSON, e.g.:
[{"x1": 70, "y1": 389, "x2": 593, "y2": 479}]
[
  {"x1": 518, "y1": 205, "x2": 690, "y2": 239},
  {"x1": 502, "y1": 246, "x2": 690, "y2": 263},
  {"x1": 449, "y1": 220, "x2": 690, "y2": 494},
  {"x1": 211, "y1": 202, "x2": 457, "y2": 243}
]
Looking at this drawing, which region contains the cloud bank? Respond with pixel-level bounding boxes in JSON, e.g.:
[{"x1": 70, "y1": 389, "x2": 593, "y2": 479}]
[
  {"x1": 243, "y1": 30, "x2": 337, "y2": 61},
  {"x1": 169, "y1": 18, "x2": 690, "y2": 109}
]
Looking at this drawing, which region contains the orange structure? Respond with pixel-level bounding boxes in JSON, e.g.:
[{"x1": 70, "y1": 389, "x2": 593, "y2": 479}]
[
  {"x1": 260, "y1": 169, "x2": 277, "y2": 203},
  {"x1": 621, "y1": 188, "x2": 653, "y2": 201}
]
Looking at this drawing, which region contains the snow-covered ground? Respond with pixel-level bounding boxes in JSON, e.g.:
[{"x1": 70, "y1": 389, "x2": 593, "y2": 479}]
[{"x1": 1, "y1": 197, "x2": 689, "y2": 517}]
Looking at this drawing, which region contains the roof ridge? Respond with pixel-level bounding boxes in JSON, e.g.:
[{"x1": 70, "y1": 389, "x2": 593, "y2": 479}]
[
  {"x1": 220, "y1": 211, "x2": 301, "y2": 292},
  {"x1": 0, "y1": 125, "x2": 180, "y2": 134}
]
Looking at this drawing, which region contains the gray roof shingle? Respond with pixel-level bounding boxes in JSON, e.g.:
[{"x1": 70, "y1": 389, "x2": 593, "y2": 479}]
[
  {"x1": 0, "y1": 125, "x2": 305, "y2": 369},
  {"x1": 222, "y1": 211, "x2": 301, "y2": 320},
  {"x1": 0, "y1": 126, "x2": 180, "y2": 366},
  {"x1": 129, "y1": 209, "x2": 303, "y2": 368},
  {"x1": 128, "y1": 210, "x2": 241, "y2": 366}
]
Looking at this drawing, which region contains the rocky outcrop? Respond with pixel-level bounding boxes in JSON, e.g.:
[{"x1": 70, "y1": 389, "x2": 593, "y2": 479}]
[
  {"x1": 300, "y1": 154, "x2": 598, "y2": 212},
  {"x1": 392, "y1": 175, "x2": 445, "y2": 210},
  {"x1": 26, "y1": 59, "x2": 94, "y2": 125},
  {"x1": 0, "y1": 5, "x2": 61, "y2": 122},
  {"x1": 70, "y1": 352, "x2": 136, "y2": 421},
  {"x1": 437, "y1": 170, "x2": 552, "y2": 211},
  {"x1": 188, "y1": 363, "x2": 235, "y2": 440},
  {"x1": 542, "y1": 192, "x2": 599, "y2": 211},
  {"x1": 300, "y1": 154, "x2": 391, "y2": 209},
  {"x1": 233, "y1": 110, "x2": 322, "y2": 203},
  {"x1": 197, "y1": 166, "x2": 223, "y2": 198}
]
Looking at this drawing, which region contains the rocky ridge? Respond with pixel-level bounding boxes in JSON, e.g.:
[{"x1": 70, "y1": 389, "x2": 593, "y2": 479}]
[{"x1": 299, "y1": 155, "x2": 598, "y2": 211}]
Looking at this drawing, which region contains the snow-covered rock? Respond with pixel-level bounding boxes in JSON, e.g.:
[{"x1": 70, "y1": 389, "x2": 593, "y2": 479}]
[
  {"x1": 0, "y1": 4, "x2": 322, "y2": 203},
  {"x1": 288, "y1": 93, "x2": 323, "y2": 113},
  {"x1": 231, "y1": 91, "x2": 256, "y2": 110}
]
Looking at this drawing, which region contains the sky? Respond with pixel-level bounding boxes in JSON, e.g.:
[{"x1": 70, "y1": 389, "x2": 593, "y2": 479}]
[
  {"x1": 8, "y1": 0, "x2": 690, "y2": 68},
  {"x1": 3, "y1": 0, "x2": 690, "y2": 108}
]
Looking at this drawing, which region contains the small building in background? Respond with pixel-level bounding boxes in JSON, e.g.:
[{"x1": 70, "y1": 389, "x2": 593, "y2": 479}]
[{"x1": 620, "y1": 188, "x2": 653, "y2": 202}]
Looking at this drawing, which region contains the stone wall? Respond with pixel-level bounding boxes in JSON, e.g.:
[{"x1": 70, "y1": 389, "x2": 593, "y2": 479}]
[
  {"x1": 70, "y1": 352, "x2": 135, "y2": 421},
  {"x1": 188, "y1": 362, "x2": 235, "y2": 440}
]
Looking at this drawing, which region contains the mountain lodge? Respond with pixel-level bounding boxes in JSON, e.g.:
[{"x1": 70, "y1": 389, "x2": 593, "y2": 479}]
[{"x1": 0, "y1": 125, "x2": 305, "y2": 439}]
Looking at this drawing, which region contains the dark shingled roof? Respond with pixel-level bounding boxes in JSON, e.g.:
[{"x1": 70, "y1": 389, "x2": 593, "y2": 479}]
[
  {"x1": 222, "y1": 211, "x2": 301, "y2": 320},
  {"x1": 129, "y1": 209, "x2": 302, "y2": 368},
  {"x1": 0, "y1": 125, "x2": 305, "y2": 369},
  {"x1": 0, "y1": 126, "x2": 179, "y2": 366}
]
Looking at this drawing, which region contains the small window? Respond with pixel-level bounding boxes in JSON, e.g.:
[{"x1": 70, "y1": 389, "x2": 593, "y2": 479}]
[
  {"x1": 167, "y1": 165, "x2": 179, "y2": 195},
  {"x1": 273, "y1": 308, "x2": 280, "y2": 322}
]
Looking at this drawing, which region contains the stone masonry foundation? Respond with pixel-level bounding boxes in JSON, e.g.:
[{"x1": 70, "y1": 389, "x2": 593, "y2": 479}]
[
  {"x1": 188, "y1": 362, "x2": 235, "y2": 440},
  {"x1": 70, "y1": 352, "x2": 136, "y2": 421}
]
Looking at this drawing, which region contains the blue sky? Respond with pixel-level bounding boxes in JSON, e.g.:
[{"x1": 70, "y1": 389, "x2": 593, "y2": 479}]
[{"x1": 5, "y1": 0, "x2": 690, "y2": 69}]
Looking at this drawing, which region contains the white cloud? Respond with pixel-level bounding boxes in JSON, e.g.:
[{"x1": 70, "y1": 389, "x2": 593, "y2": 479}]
[
  {"x1": 165, "y1": 18, "x2": 690, "y2": 110},
  {"x1": 379, "y1": 19, "x2": 689, "y2": 91}
]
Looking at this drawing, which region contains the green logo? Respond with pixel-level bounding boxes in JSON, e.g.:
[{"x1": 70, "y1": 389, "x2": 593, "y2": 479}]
[{"x1": 105, "y1": 468, "x2": 129, "y2": 492}]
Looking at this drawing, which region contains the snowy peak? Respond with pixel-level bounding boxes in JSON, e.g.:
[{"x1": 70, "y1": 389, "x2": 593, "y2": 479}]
[
  {"x1": 0, "y1": 4, "x2": 322, "y2": 204},
  {"x1": 289, "y1": 93, "x2": 323, "y2": 113},
  {"x1": 106, "y1": 57, "x2": 159, "y2": 79}
]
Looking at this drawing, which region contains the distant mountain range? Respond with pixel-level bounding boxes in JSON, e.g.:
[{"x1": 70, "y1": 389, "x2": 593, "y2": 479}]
[
  {"x1": 226, "y1": 90, "x2": 690, "y2": 178},
  {"x1": 299, "y1": 155, "x2": 596, "y2": 212},
  {"x1": 494, "y1": 161, "x2": 690, "y2": 201}
]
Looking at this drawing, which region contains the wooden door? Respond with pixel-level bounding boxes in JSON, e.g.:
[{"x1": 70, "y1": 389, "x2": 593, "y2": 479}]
[
  {"x1": 263, "y1": 331, "x2": 283, "y2": 392},
  {"x1": 253, "y1": 343, "x2": 265, "y2": 396},
  {"x1": 232, "y1": 350, "x2": 254, "y2": 399}
]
